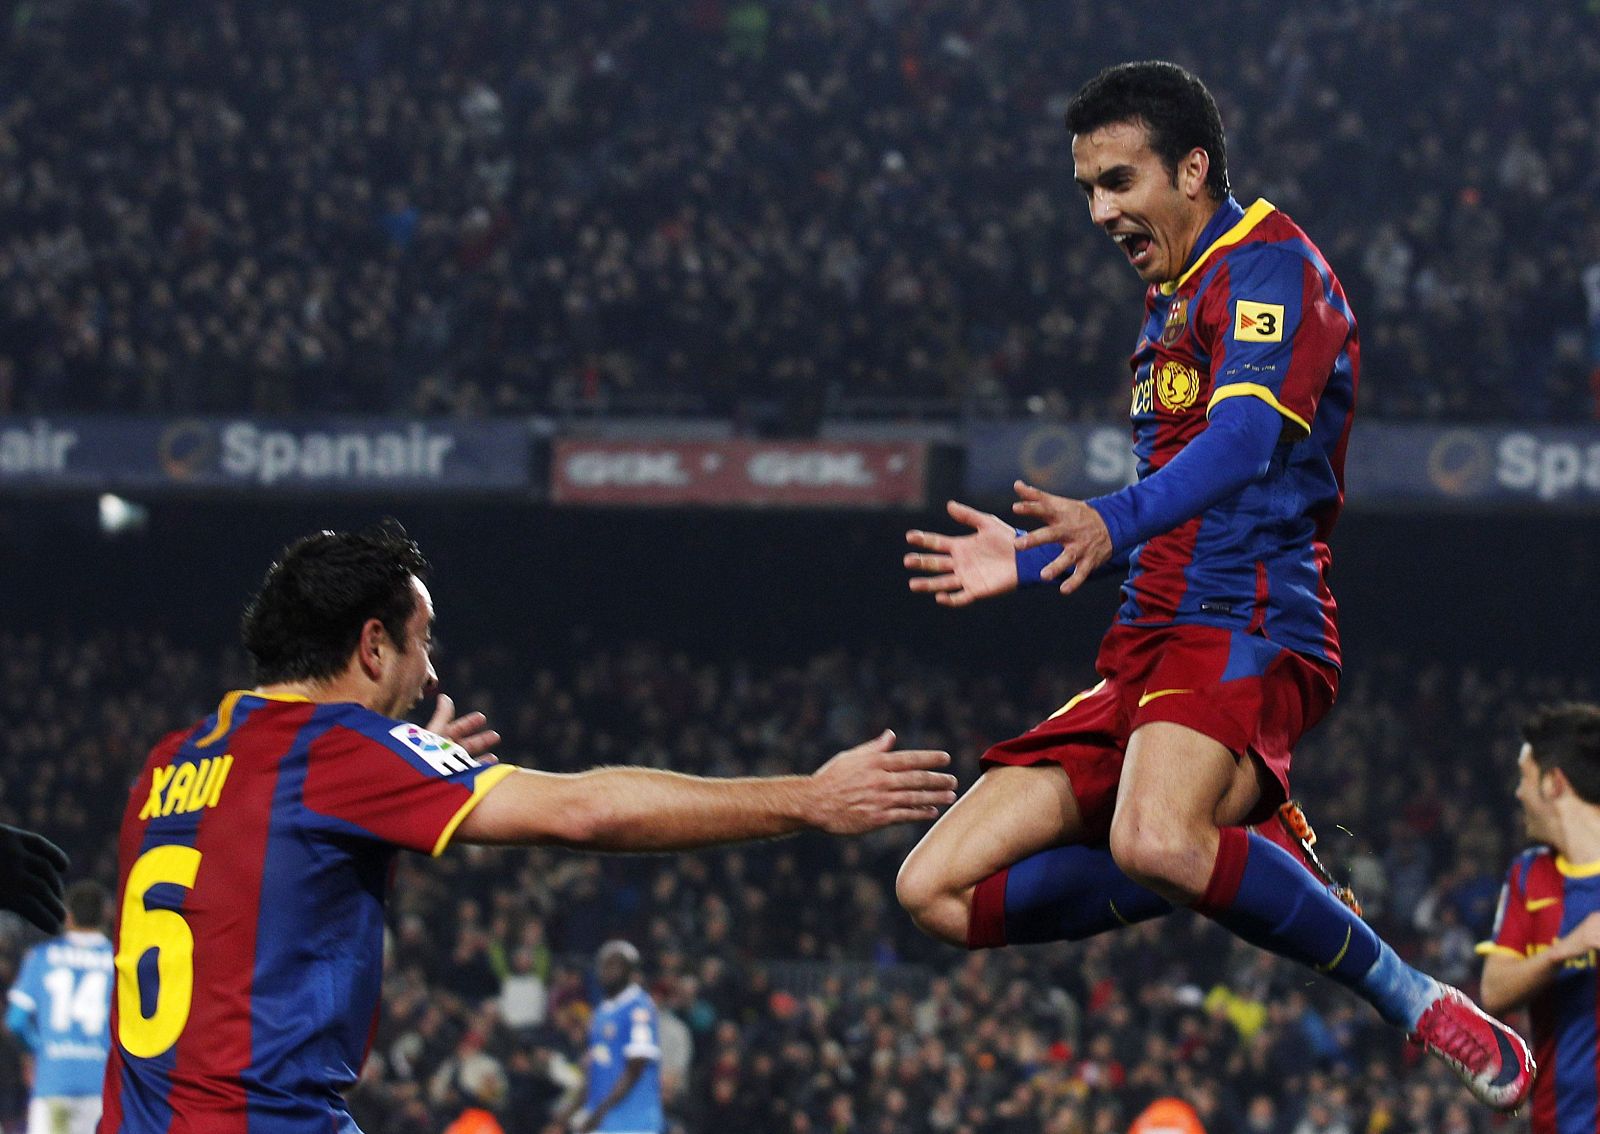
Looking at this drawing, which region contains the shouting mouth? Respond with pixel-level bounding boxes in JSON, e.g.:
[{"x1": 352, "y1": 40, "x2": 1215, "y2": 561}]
[{"x1": 1113, "y1": 231, "x2": 1153, "y2": 270}]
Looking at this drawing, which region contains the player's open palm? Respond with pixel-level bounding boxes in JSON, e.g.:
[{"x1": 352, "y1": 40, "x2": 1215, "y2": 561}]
[
  {"x1": 810, "y1": 730, "x2": 957, "y2": 834},
  {"x1": 905, "y1": 500, "x2": 1019, "y2": 607}
]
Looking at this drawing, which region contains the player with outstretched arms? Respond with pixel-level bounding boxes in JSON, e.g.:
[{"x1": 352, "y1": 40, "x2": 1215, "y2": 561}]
[
  {"x1": 897, "y1": 60, "x2": 1533, "y2": 1111},
  {"x1": 99, "y1": 523, "x2": 955, "y2": 1134}
]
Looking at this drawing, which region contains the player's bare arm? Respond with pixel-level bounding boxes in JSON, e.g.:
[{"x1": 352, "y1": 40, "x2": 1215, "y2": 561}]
[
  {"x1": 1010, "y1": 480, "x2": 1114, "y2": 595},
  {"x1": 455, "y1": 730, "x2": 956, "y2": 849},
  {"x1": 904, "y1": 500, "x2": 1019, "y2": 608},
  {"x1": 579, "y1": 1058, "x2": 648, "y2": 1133},
  {"x1": 1481, "y1": 909, "x2": 1600, "y2": 1016}
]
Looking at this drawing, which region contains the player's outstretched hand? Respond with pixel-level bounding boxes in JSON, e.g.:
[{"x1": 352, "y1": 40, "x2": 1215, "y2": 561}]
[
  {"x1": 426, "y1": 693, "x2": 502, "y2": 764},
  {"x1": 905, "y1": 500, "x2": 1019, "y2": 607},
  {"x1": 808, "y1": 731, "x2": 956, "y2": 835},
  {"x1": 1551, "y1": 910, "x2": 1600, "y2": 964},
  {"x1": 1011, "y1": 480, "x2": 1114, "y2": 596},
  {"x1": 0, "y1": 823, "x2": 69, "y2": 934}
]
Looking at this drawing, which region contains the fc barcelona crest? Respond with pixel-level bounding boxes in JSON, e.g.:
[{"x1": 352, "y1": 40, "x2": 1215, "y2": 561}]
[{"x1": 1161, "y1": 298, "x2": 1188, "y2": 346}]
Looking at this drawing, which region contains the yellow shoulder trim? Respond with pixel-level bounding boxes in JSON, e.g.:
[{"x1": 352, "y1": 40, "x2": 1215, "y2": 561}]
[
  {"x1": 199, "y1": 689, "x2": 311, "y2": 746},
  {"x1": 1474, "y1": 943, "x2": 1525, "y2": 958},
  {"x1": 246, "y1": 688, "x2": 313, "y2": 703},
  {"x1": 432, "y1": 763, "x2": 517, "y2": 856},
  {"x1": 1161, "y1": 198, "x2": 1276, "y2": 296},
  {"x1": 196, "y1": 691, "x2": 246, "y2": 748},
  {"x1": 1557, "y1": 855, "x2": 1600, "y2": 878},
  {"x1": 1208, "y1": 382, "x2": 1311, "y2": 434}
]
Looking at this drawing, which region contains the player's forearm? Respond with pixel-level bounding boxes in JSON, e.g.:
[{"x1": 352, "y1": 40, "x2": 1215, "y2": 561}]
[
  {"x1": 465, "y1": 766, "x2": 817, "y2": 850},
  {"x1": 1479, "y1": 951, "x2": 1561, "y2": 1016},
  {"x1": 1087, "y1": 395, "x2": 1284, "y2": 553},
  {"x1": 593, "y1": 1062, "x2": 647, "y2": 1124},
  {"x1": 572, "y1": 768, "x2": 817, "y2": 849}
]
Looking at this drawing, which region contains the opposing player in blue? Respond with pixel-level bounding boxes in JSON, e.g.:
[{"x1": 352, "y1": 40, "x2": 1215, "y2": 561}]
[
  {"x1": 1480, "y1": 704, "x2": 1600, "y2": 1133},
  {"x1": 6, "y1": 881, "x2": 113, "y2": 1134},
  {"x1": 568, "y1": 941, "x2": 662, "y2": 1134},
  {"x1": 897, "y1": 59, "x2": 1533, "y2": 1111}
]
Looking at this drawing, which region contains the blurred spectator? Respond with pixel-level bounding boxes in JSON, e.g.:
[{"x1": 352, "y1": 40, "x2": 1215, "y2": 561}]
[
  {"x1": 0, "y1": 1, "x2": 1595, "y2": 422},
  {"x1": 1128, "y1": 1097, "x2": 1205, "y2": 1134}
]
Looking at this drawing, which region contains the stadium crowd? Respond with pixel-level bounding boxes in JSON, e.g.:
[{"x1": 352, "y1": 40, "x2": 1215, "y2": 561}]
[
  {"x1": 0, "y1": 626, "x2": 1586, "y2": 1132},
  {"x1": 1, "y1": 0, "x2": 1598, "y2": 424}
]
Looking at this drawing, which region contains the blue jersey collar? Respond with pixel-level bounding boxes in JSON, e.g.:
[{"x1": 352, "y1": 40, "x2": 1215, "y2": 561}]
[{"x1": 1176, "y1": 195, "x2": 1244, "y2": 282}]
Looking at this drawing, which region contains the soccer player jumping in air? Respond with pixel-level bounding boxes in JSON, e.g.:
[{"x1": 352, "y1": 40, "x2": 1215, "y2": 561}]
[{"x1": 897, "y1": 60, "x2": 1534, "y2": 1111}]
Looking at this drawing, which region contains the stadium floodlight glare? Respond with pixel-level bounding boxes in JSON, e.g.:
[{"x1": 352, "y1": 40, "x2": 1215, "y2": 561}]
[{"x1": 98, "y1": 493, "x2": 148, "y2": 536}]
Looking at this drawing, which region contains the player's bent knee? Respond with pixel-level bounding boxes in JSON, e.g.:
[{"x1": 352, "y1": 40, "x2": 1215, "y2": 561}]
[
  {"x1": 895, "y1": 856, "x2": 969, "y2": 947},
  {"x1": 1108, "y1": 819, "x2": 1208, "y2": 899}
]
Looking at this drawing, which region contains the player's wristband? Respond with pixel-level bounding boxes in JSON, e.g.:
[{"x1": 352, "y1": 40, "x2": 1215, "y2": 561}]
[{"x1": 1014, "y1": 531, "x2": 1068, "y2": 587}]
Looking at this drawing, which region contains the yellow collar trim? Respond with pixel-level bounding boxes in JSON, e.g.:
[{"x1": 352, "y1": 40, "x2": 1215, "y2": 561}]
[
  {"x1": 1160, "y1": 198, "x2": 1276, "y2": 296},
  {"x1": 197, "y1": 689, "x2": 311, "y2": 748},
  {"x1": 1556, "y1": 855, "x2": 1600, "y2": 878},
  {"x1": 196, "y1": 690, "x2": 244, "y2": 748}
]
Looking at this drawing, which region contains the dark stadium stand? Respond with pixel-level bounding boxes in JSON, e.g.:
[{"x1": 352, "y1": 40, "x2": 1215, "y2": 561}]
[{"x1": 0, "y1": 0, "x2": 1596, "y2": 423}]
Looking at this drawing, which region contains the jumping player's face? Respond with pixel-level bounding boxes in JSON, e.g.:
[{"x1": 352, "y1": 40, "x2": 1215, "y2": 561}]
[
  {"x1": 1072, "y1": 120, "x2": 1211, "y2": 285},
  {"x1": 377, "y1": 576, "x2": 439, "y2": 718}
]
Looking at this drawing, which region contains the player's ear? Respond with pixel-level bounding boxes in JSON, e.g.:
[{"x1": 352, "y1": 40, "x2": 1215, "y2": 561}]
[
  {"x1": 1542, "y1": 765, "x2": 1572, "y2": 800},
  {"x1": 1180, "y1": 147, "x2": 1209, "y2": 200},
  {"x1": 356, "y1": 617, "x2": 390, "y2": 680}
]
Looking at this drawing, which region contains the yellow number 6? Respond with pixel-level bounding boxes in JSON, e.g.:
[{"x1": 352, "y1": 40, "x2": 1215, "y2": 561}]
[{"x1": 114, "y1": 845, "x2": 202, "y2": 1058}]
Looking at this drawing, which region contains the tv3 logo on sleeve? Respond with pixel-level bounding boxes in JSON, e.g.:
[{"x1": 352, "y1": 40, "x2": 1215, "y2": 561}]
[{"x1": 1233, "y1": 300, "x2": 1285, "y2": 342}]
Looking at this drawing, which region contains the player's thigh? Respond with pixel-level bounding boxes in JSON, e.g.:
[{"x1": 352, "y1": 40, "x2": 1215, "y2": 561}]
[
  {"x1": 899, "y1": 763, "x2": 1089, "y2": 895},
  {"x1": 1112, "y1": 720, "x2": 1262, "y2": 840}
]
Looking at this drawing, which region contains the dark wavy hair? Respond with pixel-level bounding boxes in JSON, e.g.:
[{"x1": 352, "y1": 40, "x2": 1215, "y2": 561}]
[
  {"x1": 1064, "y1": 61, "x2": 1230, "y2": 202},
  {"x1": 1523, "y1": 703, "x2": 1600, "y2": 805},
  {"x1": 241, "y1": 520, "x2": 430, "y2": 685}
]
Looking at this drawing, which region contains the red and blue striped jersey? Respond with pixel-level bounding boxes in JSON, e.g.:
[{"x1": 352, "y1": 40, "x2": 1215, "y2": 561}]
[
  {"x1": 1117, "y1": 196, "x2": 1357, "y2": 668},
  {"x1": 100, "y1": 691, "x2": 514, "y2": 1134},
  {"x1": 1479, "y1": 847, "x2": 1600, "y2": 1134}
]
